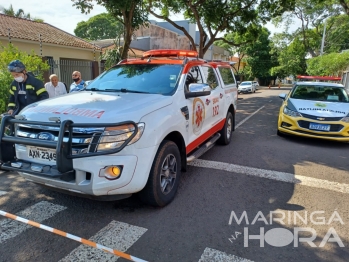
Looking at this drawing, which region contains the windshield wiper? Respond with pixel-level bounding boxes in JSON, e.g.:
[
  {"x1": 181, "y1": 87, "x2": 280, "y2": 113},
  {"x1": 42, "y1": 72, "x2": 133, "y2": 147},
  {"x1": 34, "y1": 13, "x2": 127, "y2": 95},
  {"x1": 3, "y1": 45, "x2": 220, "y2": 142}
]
[
  {"x1": 86, "y1": 88, "x2": 115, "y2": 92},
  {"x1": 106, "y1": 88, "x2": 149, "y2": 94}
]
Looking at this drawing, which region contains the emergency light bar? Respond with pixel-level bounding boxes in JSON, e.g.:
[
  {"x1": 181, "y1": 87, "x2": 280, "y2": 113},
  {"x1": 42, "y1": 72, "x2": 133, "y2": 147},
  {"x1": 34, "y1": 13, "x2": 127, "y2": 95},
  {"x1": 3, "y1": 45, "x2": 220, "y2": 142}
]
[
  {"x1": 296, "y1": 75, "x2": 341, "y2": 81},
  {"x1": 143, "y1": 49, "x2": 198, "y2": 58}
]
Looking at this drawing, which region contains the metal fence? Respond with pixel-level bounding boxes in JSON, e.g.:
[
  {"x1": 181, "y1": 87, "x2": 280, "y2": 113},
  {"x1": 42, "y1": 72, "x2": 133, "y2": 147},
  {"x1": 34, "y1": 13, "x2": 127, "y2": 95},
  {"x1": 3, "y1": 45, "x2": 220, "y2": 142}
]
[{"x1": 46, "y1": 59, "x2": 94, "y2": 88}]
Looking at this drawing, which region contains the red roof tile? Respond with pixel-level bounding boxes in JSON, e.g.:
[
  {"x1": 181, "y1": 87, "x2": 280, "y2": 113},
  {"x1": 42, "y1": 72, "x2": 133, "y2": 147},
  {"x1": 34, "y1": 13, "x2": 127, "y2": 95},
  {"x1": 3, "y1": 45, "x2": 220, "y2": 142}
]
[{"x1": 0, "y1": 14, "x2": 100, "y2": 50}]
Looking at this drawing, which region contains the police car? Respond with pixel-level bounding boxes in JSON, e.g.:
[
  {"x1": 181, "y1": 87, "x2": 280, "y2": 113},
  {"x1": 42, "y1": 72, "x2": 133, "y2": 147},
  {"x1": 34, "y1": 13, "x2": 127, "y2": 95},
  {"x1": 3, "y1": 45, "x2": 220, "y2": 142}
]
[
  {"x1": 277, "y1": 76, "x2": 349, "y2": 141},
  {"x1": 0, "y1": 49, "x2": 238, "y2": 206}
]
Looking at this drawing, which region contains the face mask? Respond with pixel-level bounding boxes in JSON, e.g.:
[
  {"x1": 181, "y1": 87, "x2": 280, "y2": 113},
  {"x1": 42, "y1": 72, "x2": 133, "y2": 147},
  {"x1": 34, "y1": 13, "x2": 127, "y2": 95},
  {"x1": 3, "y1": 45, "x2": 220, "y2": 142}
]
[
  {"x1": 73, "y1": 77, "x2": 80, "y2": 82},
  {"x1": 15, "y1": 75, "x2": 24, "y2": 82}
]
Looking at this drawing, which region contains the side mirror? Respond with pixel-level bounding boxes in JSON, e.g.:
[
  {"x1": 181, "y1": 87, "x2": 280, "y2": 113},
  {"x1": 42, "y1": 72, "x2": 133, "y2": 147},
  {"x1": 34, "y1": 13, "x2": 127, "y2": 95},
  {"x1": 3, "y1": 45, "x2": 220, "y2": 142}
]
[
  {"x1": 279, "y1": 93, "x2": 287, "y2": 100},
  {"x1": 185, "y1": 83, "x2": 211, "y2": 98}
]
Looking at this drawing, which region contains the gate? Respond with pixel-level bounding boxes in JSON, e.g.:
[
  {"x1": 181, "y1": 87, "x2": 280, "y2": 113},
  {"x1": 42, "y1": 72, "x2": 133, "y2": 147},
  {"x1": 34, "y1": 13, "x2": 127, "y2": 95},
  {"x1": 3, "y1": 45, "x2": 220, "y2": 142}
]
[{"x1": 46, "y1": 59, "x2": 94, "y2": 89}]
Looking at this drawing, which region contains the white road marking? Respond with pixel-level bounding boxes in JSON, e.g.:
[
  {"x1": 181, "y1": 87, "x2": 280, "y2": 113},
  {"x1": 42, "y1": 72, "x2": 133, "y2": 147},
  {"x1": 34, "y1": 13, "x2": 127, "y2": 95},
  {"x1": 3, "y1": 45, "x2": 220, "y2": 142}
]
[
  {"x1": 235, "y1": 106, "x2": 265, "y2": 129},
  {"x1": 0, "y1": 201, "x2": 66, "y2": 244},
  {"x1": 0, "y1": 191, "x2": 7, "y2": 197},
  {"x1": 198, "y1": 247, "x2": 253, "y2": 262},
  {"x1": 189, "y1": 159, "x2": 349, "y2": 194},
  {"x1": 60, "y1": 220, "x2": 147, "y2": 262}
]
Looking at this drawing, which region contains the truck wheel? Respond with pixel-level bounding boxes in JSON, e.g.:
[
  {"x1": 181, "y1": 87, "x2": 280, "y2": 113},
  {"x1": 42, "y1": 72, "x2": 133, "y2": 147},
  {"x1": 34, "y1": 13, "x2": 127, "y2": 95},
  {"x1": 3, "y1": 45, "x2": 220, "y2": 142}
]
[
  {"x1": 218, "y1": 111, "x2": 234, "y2": 145},
  {"x1": 139, "y1": 140, "x2": 181, "y2": 207}
]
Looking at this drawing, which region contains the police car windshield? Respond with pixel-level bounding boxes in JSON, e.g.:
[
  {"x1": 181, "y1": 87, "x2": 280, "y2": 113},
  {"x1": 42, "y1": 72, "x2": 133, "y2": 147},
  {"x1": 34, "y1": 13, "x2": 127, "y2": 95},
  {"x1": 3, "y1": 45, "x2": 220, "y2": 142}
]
[
  {"x1": 290, "y1": 85, "x2": 349, "y2": 102},
  {"x1": 86, "y1": 64, "x2": 182, "y2": 96}
]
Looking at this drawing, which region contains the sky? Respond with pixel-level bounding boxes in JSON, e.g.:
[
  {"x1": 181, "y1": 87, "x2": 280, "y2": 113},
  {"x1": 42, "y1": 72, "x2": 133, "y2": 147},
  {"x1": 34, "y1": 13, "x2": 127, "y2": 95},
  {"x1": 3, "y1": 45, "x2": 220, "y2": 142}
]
[{"x1": 1, "y1": 0, "x2": 290, "y2": 36}]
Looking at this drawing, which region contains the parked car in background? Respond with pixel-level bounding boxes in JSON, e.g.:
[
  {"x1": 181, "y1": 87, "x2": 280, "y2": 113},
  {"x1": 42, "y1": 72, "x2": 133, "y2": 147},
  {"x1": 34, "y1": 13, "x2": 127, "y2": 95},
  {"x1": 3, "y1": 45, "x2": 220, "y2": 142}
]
[
  {"x1": 238, "y1": 81, "x2": 256, "y2": 94},
  {"x1": 253, "y1": 81, "x2": 259, "y2": 90}
]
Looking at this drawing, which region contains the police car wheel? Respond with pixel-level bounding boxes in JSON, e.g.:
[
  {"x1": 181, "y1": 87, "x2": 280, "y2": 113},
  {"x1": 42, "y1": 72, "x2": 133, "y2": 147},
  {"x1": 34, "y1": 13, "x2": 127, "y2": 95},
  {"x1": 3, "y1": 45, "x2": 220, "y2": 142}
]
[
  {"x1": 139, "y1": 140, "x2": 181, "y2": 207},
  {"x1": 277, "y1": 130, "x2": 286, "y2": 137},
  {"x1": 218, "y1": 111, "x2": 234, "y2": 145}
]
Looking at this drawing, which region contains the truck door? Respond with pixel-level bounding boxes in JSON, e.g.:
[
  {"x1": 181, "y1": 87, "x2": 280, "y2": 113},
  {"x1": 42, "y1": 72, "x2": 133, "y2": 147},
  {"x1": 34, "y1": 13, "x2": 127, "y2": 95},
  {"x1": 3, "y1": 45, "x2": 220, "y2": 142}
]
[{"x1": 185, "y1": 65, "x2": 225, "y2": 153}]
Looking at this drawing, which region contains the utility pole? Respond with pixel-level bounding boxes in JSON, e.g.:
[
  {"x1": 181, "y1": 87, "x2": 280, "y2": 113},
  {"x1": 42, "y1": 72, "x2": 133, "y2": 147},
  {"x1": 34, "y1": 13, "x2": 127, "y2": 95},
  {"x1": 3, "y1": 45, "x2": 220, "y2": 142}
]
[{"x1": 320, "y1": 20, "x2": 326, "y2": 56}]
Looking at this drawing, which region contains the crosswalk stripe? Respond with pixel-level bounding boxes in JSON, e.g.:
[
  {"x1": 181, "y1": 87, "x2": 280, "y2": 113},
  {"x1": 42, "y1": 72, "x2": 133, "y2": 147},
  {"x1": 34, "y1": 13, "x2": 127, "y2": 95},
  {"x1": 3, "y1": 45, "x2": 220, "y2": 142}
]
[
  {"x1": 189, "y1": 159, "x2": 349, "y2": 194},
  {"x1": 0, "y1": 191, "x2": 6, "y2": 197},
  {"x1": 198, "y1": 247, "x2": 253, "y2": 262},
  {"x1": 59, "y1": 220, "x2": 147, "y2": 262},
  {"x1": 0, "y1": 201, "x2": 66, "y2": 244}
]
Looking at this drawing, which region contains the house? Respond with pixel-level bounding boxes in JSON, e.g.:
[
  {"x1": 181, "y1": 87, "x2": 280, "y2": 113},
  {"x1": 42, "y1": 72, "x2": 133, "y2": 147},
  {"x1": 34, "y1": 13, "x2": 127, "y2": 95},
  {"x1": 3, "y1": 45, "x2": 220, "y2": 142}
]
[
  {"x1": 152, "y1": 20, "x2": 230, "y2": 61},
  {"x1": 0, "y1": 14, "x2": 102, "y2": 84}
]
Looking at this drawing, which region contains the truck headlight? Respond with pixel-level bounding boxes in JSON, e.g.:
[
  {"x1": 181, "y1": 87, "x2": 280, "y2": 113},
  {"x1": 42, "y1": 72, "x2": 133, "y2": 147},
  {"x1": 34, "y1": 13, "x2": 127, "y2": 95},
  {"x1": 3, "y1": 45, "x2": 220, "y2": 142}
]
[
  {"x1": 283, "y1": 107, "x2": 302, "y2": 117},
  {"x1": 97, "y1": 123, "x2": 145, "y2": 152}
]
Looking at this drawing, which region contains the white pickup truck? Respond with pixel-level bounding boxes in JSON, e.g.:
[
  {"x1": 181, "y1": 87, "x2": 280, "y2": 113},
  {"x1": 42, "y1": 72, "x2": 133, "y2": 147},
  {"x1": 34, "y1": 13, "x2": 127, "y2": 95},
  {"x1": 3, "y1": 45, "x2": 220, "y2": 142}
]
[{"x1": 0, "y1": 49, "x2": 237, "y2": 206}]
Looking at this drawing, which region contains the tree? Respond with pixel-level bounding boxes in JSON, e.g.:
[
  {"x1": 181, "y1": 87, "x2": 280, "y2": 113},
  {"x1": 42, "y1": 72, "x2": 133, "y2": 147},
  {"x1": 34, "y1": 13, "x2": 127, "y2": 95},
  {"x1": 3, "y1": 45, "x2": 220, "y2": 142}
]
[
  {"x1": 215, "y1": 30, "x2": 255, "y2": 75},
  {"x1": 243, "y1": 28, "x2": 273, "y2": 80},
  {"x1": 320, "y1": 14, "x2": 349, "y2": 54},
  {"x1": 148, "y1": 0, "x2": 295, "y2": 58},
  {"x1": 273, "y1": 37, "x2": 307, "y2": 77},
  {"x1": 74, "y1": 13, "x2": 123, "y2": 40},
  {"x1": 337, "y1": 0, "x2": 349, "y2": 15},
  {"x1": 71, "y1": 0, "x2": 148, "y2": 59},
  {"x1": 0, "y1": 4, "x2": 44, "y2": 22},
  {"x1": 272, "y1": 0, "x2": 342, "y2": 58},
  {"x1": 306, "y1": 52, "x2": 349, "y2": 76},
  {"x1": 0, "y1": 44, "x2": 49, "y2": 113}
]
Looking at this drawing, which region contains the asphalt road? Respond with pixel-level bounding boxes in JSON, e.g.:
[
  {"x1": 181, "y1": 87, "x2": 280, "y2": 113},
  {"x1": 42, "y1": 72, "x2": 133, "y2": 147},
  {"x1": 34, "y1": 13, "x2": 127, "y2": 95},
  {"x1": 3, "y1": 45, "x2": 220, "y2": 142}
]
[{"x1": 0, "y1": 87, "x2": 348, "y2": 262}]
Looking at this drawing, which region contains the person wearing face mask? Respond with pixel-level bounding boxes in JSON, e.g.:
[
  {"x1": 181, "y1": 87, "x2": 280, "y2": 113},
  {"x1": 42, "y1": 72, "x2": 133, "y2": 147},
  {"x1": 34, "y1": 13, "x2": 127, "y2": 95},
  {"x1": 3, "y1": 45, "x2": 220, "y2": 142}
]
[
  {"x1": 45, "y1": 74, "x2": 67, "y2": 98},
  {"x1": 7, "y1": 60, "x2": 49, "y2": 116},
  {"x1": 69, "y1": 71, "x2": 86, "y2": 93}
]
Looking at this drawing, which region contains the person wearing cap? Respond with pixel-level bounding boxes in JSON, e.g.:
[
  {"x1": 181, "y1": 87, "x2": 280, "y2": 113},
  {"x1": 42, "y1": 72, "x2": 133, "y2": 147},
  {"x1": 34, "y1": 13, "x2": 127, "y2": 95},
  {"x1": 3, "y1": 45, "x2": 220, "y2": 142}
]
[
  {"x1": 45, "y1": 74, "x2": 67, "y2": 98},
  {"x1": 69, "y1": 71, "x2": 86, "y2": 93},
  {"x1": 7, "y1": 60, "x2": 49, "y2": 115}
]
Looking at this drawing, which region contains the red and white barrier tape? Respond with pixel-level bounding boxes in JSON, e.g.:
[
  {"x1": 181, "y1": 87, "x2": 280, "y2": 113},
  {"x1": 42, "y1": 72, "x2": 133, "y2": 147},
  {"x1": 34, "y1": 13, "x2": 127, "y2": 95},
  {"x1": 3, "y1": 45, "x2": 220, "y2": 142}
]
[{"x1": 0, "y1": 210, "x2": 148, "y2": 262}]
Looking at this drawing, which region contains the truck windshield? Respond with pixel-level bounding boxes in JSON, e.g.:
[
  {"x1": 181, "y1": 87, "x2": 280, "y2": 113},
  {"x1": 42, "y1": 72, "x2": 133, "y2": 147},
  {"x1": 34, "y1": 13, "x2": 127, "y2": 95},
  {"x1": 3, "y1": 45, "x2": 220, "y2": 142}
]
[{"x1": 86, "y1": 64, "x2": 183, "y2": 96}]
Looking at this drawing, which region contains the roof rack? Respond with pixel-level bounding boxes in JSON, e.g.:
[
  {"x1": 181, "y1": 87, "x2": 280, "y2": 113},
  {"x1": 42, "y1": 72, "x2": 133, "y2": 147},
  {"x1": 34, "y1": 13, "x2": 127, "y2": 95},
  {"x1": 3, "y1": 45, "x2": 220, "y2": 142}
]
[{"x1": 296, "y1": 75, "x2": 341, "y2": 81}]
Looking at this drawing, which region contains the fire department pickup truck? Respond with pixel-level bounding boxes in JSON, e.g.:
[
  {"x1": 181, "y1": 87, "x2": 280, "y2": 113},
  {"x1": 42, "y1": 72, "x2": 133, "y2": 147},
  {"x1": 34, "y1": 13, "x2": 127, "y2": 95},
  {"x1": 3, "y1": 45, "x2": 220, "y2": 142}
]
[{"x1": 0, "y1": 49, "x2": 237, "y2": 206}]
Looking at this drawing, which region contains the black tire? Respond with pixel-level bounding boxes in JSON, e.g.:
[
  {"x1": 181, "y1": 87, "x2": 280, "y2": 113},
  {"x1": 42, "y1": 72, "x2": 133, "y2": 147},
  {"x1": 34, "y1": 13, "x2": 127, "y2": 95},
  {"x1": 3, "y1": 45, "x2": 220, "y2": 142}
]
[
  {"x1": 139, "y1": 140, "x2": 181, "y2": 207},
  {"x1": 218, "y1": 111, "x2": 234, "y2": 145},
  {"x1": 277, "y1": 130, "x2": 285, "y2": 137}
]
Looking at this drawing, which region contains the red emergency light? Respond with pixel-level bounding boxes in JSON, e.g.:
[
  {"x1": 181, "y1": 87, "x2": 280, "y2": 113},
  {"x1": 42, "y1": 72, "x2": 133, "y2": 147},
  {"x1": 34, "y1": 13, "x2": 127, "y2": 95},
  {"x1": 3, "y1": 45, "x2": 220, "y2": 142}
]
[
  {"x1": 296, "y1": 75, "x2": 341, "y2": 81},
  {"x1": 143, "y1": 49, "x2": 198, "y2": 58}
]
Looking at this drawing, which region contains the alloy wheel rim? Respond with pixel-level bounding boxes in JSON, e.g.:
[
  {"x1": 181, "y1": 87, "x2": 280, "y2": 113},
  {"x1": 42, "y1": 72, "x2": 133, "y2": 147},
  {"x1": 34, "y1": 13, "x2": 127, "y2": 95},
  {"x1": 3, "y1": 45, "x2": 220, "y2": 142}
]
[
  {"x1": 227, "y1": 117, "x2": 232, "y2": 140},
  {"x1": 160, "y1": 154, "x2": 177, "y2": 194}
]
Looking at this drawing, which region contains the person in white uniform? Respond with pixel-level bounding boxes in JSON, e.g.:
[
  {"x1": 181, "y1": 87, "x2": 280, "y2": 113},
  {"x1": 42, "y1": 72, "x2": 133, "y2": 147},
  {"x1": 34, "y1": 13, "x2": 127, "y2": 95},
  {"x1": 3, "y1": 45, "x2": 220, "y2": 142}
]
[{"x1": 45, "y1": 74, "x2": 67, "y2": 98}]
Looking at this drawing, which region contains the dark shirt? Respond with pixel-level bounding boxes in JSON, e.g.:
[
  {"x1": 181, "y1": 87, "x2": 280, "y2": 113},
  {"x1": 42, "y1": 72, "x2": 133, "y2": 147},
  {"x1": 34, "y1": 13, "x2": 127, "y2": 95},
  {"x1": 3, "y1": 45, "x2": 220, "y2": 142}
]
[
  {"x1": 8, "y1": 73, "x2": 49, "y2": 114},
  {"x1": 17, "y1": 82, "x2": 27, "y2": 110}
]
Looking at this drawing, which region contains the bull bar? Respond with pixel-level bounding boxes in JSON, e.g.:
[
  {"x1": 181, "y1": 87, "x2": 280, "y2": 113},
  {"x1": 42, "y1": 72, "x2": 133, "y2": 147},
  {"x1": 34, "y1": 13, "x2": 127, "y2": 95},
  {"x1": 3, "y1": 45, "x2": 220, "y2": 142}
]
[{"x1": 0, "y1": 115, "x2": 138, "y2": 179}]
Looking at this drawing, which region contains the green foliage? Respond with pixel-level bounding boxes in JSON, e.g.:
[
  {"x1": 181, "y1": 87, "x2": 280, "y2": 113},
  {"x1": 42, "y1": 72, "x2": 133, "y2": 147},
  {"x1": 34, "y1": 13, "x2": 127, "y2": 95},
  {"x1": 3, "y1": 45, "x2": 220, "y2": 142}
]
[
  {"x1": 244, "y1": 28, "x2": 273, "y2": 79},
  {"x1": 72, "y1": 0, "x2": 148, "y2": 59},
  {"x1": 322, "y1": 14, "x2": 349, "y2": 53},
  {"x1": 74, "y1": 13, "x2": 123, "y2": 40},
  {"x1": 306, "y1": 52, "x2": 349, "y2": 76},
  {"x1": 272, "y1": 0, "x2": 342, "y2": 57},
  {"x1": 149, "y1": 0, "x2": 295, "y2": 58},
  {"x1": 101, "y1": 45, "x2": 123, "y2": 70},
  {"x1": 0, "y1": 43, "x2": 49, "y2": 113},
  {"x1": 270, "y1": 32, "x2": 307, "y2": 79}
]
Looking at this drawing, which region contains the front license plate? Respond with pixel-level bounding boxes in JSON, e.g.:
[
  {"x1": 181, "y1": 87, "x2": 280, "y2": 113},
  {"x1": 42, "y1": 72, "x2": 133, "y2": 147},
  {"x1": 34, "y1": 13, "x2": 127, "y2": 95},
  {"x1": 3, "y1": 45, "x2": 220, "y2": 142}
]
[
  {"x1": 27, "y1": 146, "x2": 57, "y2": 162},
  {"x1": 309, "y1": 123, "x2": 330, "y2": 131}
]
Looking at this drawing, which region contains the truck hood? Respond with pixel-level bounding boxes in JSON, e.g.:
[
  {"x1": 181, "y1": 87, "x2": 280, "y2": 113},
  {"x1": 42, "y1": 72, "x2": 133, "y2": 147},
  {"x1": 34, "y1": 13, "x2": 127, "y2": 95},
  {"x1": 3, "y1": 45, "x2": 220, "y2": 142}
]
[
  {"x1": 21, "y1": 91, "x2": 172, "y2": 123},
  {"x1": 289, "y1": 98, "x2": 349, "y2": 117}
]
